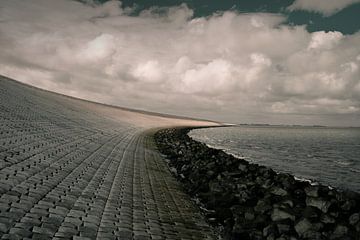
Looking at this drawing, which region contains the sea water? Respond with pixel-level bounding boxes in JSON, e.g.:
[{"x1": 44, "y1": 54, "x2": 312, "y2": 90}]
[{"x1": 189, "y1": 126, "x2": 360, "y2": 192}]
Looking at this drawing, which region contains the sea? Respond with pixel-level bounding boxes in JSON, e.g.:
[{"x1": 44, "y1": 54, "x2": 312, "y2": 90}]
[{"x1": 189, "y1": 126, "x2": 360, "y2": 193}]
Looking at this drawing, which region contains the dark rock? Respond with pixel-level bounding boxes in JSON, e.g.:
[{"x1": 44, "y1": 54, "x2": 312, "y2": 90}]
[
  {"x1": 332, "y1": 225, "x2": 348, "y2": 238},
  {"x1": 355, "y1": 222, "x2": 360, "y2": 232},
  {"x1": 271, "y1": 208, "x2": 295, "y2": 222},
  {"x1": 302, "y1": 206, "x2": 320, "y2": 219},
  {"x1": 271, "y1": 187, "x2": 288, "y2": 197},
  {"x1": 294, "y1": 218, "x2": 313, "y2": 238},
  {"x1": 349, "y1": 213, "x2": 359, "y2": 225},
  {"x1": 306, "y1": 197, "x2": 331, "y2": 213},
  {"x1": 281, "y1": 199, "x2": 294, "y2": 208},
  {"x1": 255, "y1": 200, "x2": 272, "y2": 213},
  {"x1": 341, "y1": 200, "x2": 355, "y2": 211},
  {"x1": 263, "y1": 224, "x2": 276, "y2": 237},
  {"x1": 244, "y1": 211, "x2": 255, "y2": 221},
  {"x1": 266, "y1": 233, "x2": 276, "y2": 240},
  {"x1": 277, "y1": 223, "x2": 291, "y2": 234},
  {"x1": 305, "y1": 186, "x2": 319, "y2": 198},
  {"x1": 320, "y1": 214, "x2": 335, "y2": 224}
]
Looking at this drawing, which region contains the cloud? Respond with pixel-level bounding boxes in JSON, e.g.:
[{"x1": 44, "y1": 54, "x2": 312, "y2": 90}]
[
  {"x1": 131, "y1": 60, "x2": 164, "y2": 83},
  {"x1": 288, "y1": 0, "x2": 360, "y2": 16},
  {"x1": 0, "y1": 0, "x2": 359, "y2": 126},
  {"x1": 307, "y1": 31, "x2": 343, "y2": 50}
]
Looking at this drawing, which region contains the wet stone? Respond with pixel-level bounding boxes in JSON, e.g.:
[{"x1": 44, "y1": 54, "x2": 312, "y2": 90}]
[{"x1": 349, "y1": 213, "x2": 359, "y2": 225}]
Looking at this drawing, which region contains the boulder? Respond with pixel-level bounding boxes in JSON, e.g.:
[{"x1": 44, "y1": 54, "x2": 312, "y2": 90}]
[
  {"x1": 332, "y1": 225, "x2": 348, "y2": 238},
  {"x1": 277, "y1": 223, "x2": 291, "y2": 234},
  {"x1": 244, "y1": 211, "x2": 255, "y2": 221},
  {"x1": 305, "y1": 186, "x2": 319, "y2": 197},
  {"x1": 271, "y1": 187, "x2": 288, "y2": 197},
  {"x1": 306, "y1": 197, "x2": 331, "y2": 213},
  {"x1": 271, "y1": 208, "x2": 295, "y2": 222},
  {"x1": 349, "y1": 213, "x2": 359, "y2": 225},
  {"x1": 302, "y1": 206, "x2": 320, "y2": 219},
  {"x1": 281, "y1": 199, "x2": 294, "y2": 208},
  {"x1": 341, "y1": 200, "x2": 355, "y2": 211},
  {"x1": 263, "y1": 224, "x2": 276, "y2": 237},
  {"x1": 255, "y1": 200, "x2": 272, "y2": 213},
  {"x1": 294, "y1": 218, "x2": 313, "y2": 238},
  {"x1": 320, "y1": 214, "x2": 335, "y2": 224}
]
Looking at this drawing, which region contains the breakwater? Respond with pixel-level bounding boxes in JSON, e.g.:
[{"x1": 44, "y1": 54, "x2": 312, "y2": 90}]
[{"x1": 154, "y1": 127, "x2": 360, "y2": 240}]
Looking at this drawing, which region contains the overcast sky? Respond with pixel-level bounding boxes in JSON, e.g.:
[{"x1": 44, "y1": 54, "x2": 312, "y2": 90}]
[{"x1": 0, "y1": 0, "x2": 359, "y2": 126}]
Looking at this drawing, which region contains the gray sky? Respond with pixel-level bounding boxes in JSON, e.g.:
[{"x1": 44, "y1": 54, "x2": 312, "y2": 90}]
[{"x1": 0, "y1": 0, "x2": 359, "y2": 126}]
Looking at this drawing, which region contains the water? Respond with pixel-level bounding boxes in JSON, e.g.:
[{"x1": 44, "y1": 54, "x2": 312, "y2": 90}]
[{"x1": 189, "y1": 126, "x2": 360, "y2": 193}]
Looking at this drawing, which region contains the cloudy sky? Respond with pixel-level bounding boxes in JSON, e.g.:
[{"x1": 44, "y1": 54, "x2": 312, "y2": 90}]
[{"x1": 0, "y1": 0, "x2": 359, "y2": 126}]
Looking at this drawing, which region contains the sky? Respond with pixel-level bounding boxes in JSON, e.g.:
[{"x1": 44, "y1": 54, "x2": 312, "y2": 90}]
[{"x1": 0, "y1": 0, "x2": 359, "y2": 126}]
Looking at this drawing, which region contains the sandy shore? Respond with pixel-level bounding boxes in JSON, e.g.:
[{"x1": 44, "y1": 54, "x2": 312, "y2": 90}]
[
  {"x1": 0, "y1": 75, "x2": 220, "y2": 239},
  {"x1": 155, "y1": 127, "x2": 360, "y2": 240}
]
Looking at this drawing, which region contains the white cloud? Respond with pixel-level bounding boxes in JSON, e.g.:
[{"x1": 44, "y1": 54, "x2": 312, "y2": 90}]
[
  {"x1": 307, "y1": 31, "x2": 343, "y2": 50},
  {"x1": 78, "y1": 33, "x2": 117, "y2": 62},
  {"x1": 288, "y1": 0, "x2": 360, "y2": 16},
  {"x1": 180, "y1": 59, "x2": 236, "y2": 95},
  {"x1": 131, "y1": 60, "x2": 164, "y2": 83},
  {"x1": 0, "y1": 0, "x2": 359, "y2": 126}
]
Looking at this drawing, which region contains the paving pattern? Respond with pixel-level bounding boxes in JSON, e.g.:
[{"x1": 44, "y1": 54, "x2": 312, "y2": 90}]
[{"x1": 0, "y1": 77, "x2": 216, "y2": 239}]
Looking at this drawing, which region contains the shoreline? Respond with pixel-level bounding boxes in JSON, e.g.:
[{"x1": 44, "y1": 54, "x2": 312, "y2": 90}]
[
  {"x1": 154, "y1": 127, "x2": 360, "y2": 240},
  {"x1": 188, "y1": 133, "x2": 328, "y2": 188}
]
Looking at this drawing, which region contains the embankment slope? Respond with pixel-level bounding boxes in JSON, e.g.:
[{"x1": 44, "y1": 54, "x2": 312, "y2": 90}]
[{"x1": 0, "y1": 76, "x2": 219, "y2": 239}]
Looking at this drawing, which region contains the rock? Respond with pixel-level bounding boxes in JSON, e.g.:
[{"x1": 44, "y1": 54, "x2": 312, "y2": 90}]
[
  {"x1": 238, "y1": 163, "x2": 247, "y2": 171},
  {"x1": 293, "y1": 188, "x2": 305, "y2": 200},
  {"x1": 341, "y1": 200, "x2": 355, "y2": 211},
  {"x1": 277, "y1": 223, "x2": 290, "y2": 234},
  {"x1": 302, "y1": 206, "x2": 320, "y2": 219},
  {"x1": 305, "y1": 186, "x2": 319, "y2": 197},
  {"x1": 320, "y1": 214, "x2": 335, "y2": 224},
  {"x1": 255, "y1": 200, "x2": 272, "y2": 213},
  {"x1": 349, "y1": 213, "x2": 359, "y2": 225},
  {"x1": 209, "y1": 181, "x2": 223, "y2": 193},
  {"x1": 306, "y1": 197, "x2": 331, "y2": 213},
  {"x1": 271, "y1": 208, "x2": 295, "y2": 222},
  {"x1": 332, "y1": 225, "x2": 348, "y2": 237},
  {"x1": 206, "y1": 170, "x2": 215, "y2": 177},
  {"x1": 250, "y1": 230, "x2": 263, "y2": 240},
  {"x1": 231, "y1": 222, "x2": 250, "y2": 239},
  {"x1": 329, "y1": 211, "x2": 339, "y2": 218},
  {"x1": 263, "y1": 224, "x2": 276, "y2": 237},
  {"x1": 271, "y1": 187, "x2": 288, "y2": 196},
  {"x1": 335, "y1": 192, "x2": 346, "y2": 202},
  {"x1": 244, "y1": 211, "x2": 255, "y2": 221},
  {"x1": 267, "y1": 233, "x2": 276, "y2": 240},
  {"x1": 355, "y1": 222, "x2": 360, "y2": 232},
  {"x1": 282, "y1": 199, "x2": 294, "y2": 208},
  {"x1": 294, "y1": 218, "x2": 313, "y2": 238},
  {"x1": 169, "y1": 167, "x2": 178, "y2": 175},
  {"x1": 235, "y1": 190, "x2": 251, "y2": 204}
]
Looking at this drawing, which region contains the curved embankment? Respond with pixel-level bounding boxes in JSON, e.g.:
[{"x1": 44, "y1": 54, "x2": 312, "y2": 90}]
[
  {"x1": 154, "y1": 128, "x2": 360, "y2": 240},
  {"x1": 0, "y1": 76, "x2": 220, "y2": 239}
]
